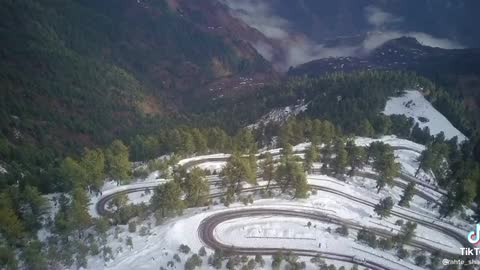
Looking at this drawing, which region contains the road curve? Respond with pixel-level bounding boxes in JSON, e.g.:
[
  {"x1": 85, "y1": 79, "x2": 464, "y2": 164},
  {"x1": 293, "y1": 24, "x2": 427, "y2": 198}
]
[{"x1": 95, "y1": 143, "x2": 469, "y2": 269}]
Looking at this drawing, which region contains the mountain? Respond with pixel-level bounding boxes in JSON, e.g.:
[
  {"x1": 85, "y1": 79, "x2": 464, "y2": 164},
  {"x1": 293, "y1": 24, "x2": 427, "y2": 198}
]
[
  {"x1": 288, "y1": 37, "x2": 480, "y2": 131},
  {"x1": 0, "y1": 0, "x2": 273, "y2": 154}
]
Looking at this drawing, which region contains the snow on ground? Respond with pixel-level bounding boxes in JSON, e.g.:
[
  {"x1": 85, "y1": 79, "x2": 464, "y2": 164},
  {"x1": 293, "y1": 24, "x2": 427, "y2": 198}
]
[
  {"x1": 214, "y1": 215, "x2": 426, "y2": 270},
  {"x1": 83, "y1": 136, "x2": 472, "y2": 269},
  {"x1": 355, "y1": 135, "x2": 425, "y2": 153},
  {"x1": 89, "y1": 171, "x2": 167, "y2": 217},
  {"x1": 178, "y1": 154, "x2": 230, "y2": 166},
  {"x1": 190, "y1": 161, "x2": 226, "y2": 173},
  {"x1": 248, "y1": 102, "x2": 308, "y2": 129},
  {"x1": 127, "y1": 191, "x2": 153, "y2": 205},
  {"x1": 395, "y1": 149, "x2": 435, "y2": 184},
  {"x1": 383, "y1": 90, "x2": 467, "y2": 141},
  {"x1": 85, "y1": 174, "x2": 468, "y2": 270}
]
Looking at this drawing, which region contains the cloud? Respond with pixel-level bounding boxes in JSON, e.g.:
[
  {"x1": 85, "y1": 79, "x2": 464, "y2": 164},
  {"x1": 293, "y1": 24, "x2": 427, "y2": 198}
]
[
  {"x1": 365, "y1": 6, "x2": 403, "y2": 28},
  {"x1": 222, "y1": 0, "x2": 289, "y2": 39},
  {"x1": 221, "y1": 1, "x2": 464, "y2": 70},
  {"x1": 221, "y1": 0, "x2": 358, "y2": 70}
]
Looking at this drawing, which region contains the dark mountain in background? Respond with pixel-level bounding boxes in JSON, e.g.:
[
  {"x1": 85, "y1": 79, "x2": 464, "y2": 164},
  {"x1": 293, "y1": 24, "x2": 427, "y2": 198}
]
[
  {"x1": 220, "y1": 0, "x2": 478, "y2": 70},
  {"x1": 288, "y1": 37, "x2": 480, "y2": 127}
]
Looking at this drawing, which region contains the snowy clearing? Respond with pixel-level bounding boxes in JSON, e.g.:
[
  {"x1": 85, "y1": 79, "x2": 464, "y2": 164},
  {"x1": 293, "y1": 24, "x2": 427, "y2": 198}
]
[{"x1": 383, "y1": 90, "x2": 467, "y2": 141}]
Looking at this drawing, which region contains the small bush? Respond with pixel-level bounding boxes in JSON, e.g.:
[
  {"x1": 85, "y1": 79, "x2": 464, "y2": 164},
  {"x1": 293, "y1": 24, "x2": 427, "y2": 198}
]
[
  {"x1": 128, "y1": 221, "x2": 137, "y2": 233},
  {"x1": 378, "y1": 238, "x2": 394, "y2": 251},
  {"x1": 335, "y1": 225, "x2": 349, "y2": 236},
  {"x1": 415, "y1": 255, "x2": 427, "y2": 266},
  {"x1": 139, "y1": 226, "x2": 149, "y2": 236},
  {"x1": 185, "y1": 254, "x2": 202, "y2": 270},
  {"x1": 179, "y1": 244, "x2": 191, "y2": 254},
  {"x1": 397, "y1": 248, "x2": 409, "y2": 259}
]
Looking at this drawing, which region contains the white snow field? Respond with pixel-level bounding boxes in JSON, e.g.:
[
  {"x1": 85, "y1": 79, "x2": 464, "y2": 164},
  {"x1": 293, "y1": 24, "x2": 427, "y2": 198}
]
[
  {"x1": 383, "y1": 90, "x2": 467, "y2": 141},
  {"x1": 84, "y1": 136, "x2": 471, "y2": 270}
]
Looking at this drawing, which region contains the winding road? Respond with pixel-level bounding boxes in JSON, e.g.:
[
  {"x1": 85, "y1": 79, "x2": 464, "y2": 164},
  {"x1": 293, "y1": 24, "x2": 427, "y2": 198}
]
[{"x1": 95, "y1": 144, "x2": 470, "y2": 269}]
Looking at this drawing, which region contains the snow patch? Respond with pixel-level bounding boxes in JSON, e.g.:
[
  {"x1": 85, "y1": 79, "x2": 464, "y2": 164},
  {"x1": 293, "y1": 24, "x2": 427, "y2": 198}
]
[
  {"x1": 383, "y1": 90, "x2": 467, "y2": 141},
  {"x1": 0, "y1": 163, "x2": 6, "y2": 174}
]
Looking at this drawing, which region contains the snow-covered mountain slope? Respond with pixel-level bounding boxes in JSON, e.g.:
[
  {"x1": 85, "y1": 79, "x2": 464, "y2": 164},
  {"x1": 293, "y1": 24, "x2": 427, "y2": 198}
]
[{"x1": 383, "y1": 90, "x2": 467, "y2": 141}]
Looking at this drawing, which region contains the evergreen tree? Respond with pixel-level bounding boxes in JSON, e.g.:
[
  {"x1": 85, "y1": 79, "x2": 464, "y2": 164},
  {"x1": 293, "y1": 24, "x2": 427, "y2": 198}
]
[
  {"x1": 22, "y1": 240, "x2": 47, "y2": 270},
  {"x1": 69, "y1": 186, "x2": 92, "y2": 237},
  {"x1": 234, "y1": 129, "x2": 256, "y2": 154},
  {"x1": 192, "y1": 128, "x2": 208, "y2": 154},
  {"x1": 183, "y1": 168, "x2": 209, "y2": 207},
  {"x1": 358, "y1": 119, "x2": 374, "y2": 137},
  {"x1": 20, "y1": 185, "x2": 48, "y2": 231},
  {"x1": 304, "y1": 143, "x2": 319, "y2": 172},
  {"x1": 374, "y1": 197, "x2": 394, "y2": 219},
  {"x1": 346, "y1": 141, "x2": 366, "y2": 176},
  {"x1": 222, "y1": 153, "x2": 256, "y2": 194},
  {"x1": 150, "y1": 181, "x2": 184, "y2": 218},
  {"x1": 261, "y1": 152, "x2": 275, "y2": 191},
  {"x1": 276, "y1": 158, "x2": 309, "y2": 198},
  {"x1": 59, "y1": 157, "x2": 87, "y2": 190},
  {"x1": 0, "y1": 192, "x2": 25, "y2": 244},
  {"x1": 332, "y1": 139, "x2": 348, "y2": 175},
  {"x1": 372, "y1": 146, "x2": 400, "y2": 192},
  {"x1": 394, "y1": 221, "x2": 417, "y2": 246},
  {"x1": 398, "y1": 182, "x2": 416, "y2": 207},
  {"x1": 105, "y1": 140, "x2": 130, "y2": 184},
  {"x1": 80, "y1": 148, "x2": 105, "y2": 192},
  {"x1": 320, "y1": 121, "x2": 336, "y2": 145}
]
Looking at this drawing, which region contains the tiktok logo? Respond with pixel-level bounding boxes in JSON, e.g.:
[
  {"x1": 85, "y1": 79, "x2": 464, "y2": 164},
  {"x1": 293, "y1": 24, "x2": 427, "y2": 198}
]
[{"x1": 468, "y1": 224, "x2": 480, "y2": 245}]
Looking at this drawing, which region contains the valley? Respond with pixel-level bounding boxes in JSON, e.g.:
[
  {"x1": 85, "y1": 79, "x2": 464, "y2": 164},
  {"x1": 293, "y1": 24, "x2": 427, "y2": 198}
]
[{"x1": 1, "y1": 1, "x2": 480, "y2": 270}]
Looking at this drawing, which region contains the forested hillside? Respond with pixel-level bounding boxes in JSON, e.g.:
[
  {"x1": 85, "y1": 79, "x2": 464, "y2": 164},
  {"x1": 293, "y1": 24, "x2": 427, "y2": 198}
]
[{"x1": 0, "y1": 0, "x2": 271, "y2": 192}]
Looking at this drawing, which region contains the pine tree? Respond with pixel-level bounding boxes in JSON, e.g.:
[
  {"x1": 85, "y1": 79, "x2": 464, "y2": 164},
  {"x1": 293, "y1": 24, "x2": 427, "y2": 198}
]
[
  {"x1": 346, "y1": 141, "x2": 366, "y2": 176},
  {"x1": 183, "y1": 168, "x2": 209, "y2": 207},
  {"x1": 276, "y1": 158, "x2": 309, "y2": 198},
  {"x1": 222, "y1": 153, "x2": 256, "y2": 194},
  {"x1": 372, "y1": 147, "x2": 400, "y2": 193},
  {"x1": 234, "y1": 129, "x2": 256, "y2": 154},
  {"x1": 261, "y1": 152, "x2": 274, "y2": 191},
  {"x1": 105, "y1": 140, "x2": 130, "y2": 184},
  {"x1": 395, "y1": 221, "x2": 417, "y2": 246},
  {"x1": 81, "y1": 148, "x2": 105, "y2": 192},
  {"x1": 0, "y1": 192, "x2": 25, "y2": 244},
  {"x1": 398, "y1": 182, "x2": 416, "y2": 207},
  {"x1": 21, "y1": 185, "x2": 48, "y2": 230},
  {"x1": 150, "y1": 181, "x2": 184, "y2": 218},
  {"x1": 69, "y1": 186, "x2": 92, "y2": 237},
  {"x1": 358, "y1": 119, "x2": 374, "y2": 137},
  {"x1": 374, "y1": 197, "x2": 394, "y2": 219},
  {"x1": 320, "y1": 121, "x2": 335, "y2": 145},
  {"x1": 332, "y1": 139, "x2": 348, "y2": 175},
  {"x1": 304, "y1": 143, "x2": 319, "y2": 172},
  {"x1": 59, "y1": 157, "x2": 87, "y2": 190}
]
